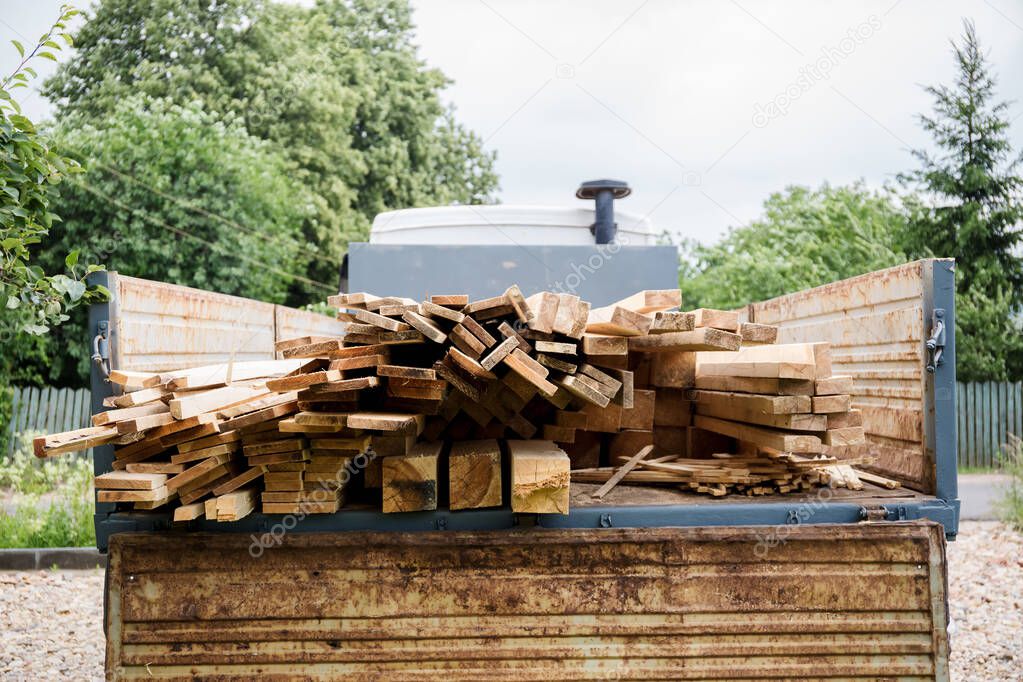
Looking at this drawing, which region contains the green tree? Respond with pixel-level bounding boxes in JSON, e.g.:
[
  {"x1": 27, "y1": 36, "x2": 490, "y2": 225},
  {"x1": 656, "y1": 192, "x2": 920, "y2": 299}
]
[
  {"x1": 681, "y1": 183, "x2": 907, "y2": 309},
  {"x1": 34, "y1": 94, "x2": 319, "y2": 386},
  {"x1": 898, "y1": 20, "x2": 1023, "y2": 381},
  {"x1": 44, "y1": 0, "x2": 499, "y2": 288}
]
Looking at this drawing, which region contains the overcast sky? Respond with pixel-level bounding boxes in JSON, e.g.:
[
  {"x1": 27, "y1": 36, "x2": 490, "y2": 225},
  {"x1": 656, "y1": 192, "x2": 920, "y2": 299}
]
[{"x1": 4, "y1": 0, "x2": 1023, "y2": 243}]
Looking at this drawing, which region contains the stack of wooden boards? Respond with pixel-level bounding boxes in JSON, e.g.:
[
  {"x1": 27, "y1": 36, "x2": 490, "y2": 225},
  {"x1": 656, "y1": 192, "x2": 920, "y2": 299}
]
[{"x1": 34, "y1": 286, "x2": 895, "y2": 522}]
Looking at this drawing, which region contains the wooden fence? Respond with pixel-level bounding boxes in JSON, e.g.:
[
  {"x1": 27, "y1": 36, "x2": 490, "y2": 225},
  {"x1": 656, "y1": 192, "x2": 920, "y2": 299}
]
[
  {"x1": 957, "y1": 381, "x2": 1022, "y2": 469},
  {"x1": 5, "y1": 386, "x2": 92, "y2": 456},
  {"x1": 4, "y1": 382, "x2": 1022, "y2": 467}
]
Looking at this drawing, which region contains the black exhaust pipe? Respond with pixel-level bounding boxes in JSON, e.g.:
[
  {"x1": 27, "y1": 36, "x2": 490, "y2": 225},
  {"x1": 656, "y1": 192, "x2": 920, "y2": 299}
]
[{"x1": 576, "y1": 179, "x2": 631, "y2": 244}]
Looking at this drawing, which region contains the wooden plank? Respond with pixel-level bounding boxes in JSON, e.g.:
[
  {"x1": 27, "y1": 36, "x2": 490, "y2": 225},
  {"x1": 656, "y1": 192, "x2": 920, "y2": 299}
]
[
  {"x1": 347, "y1": 412, "x2": 424, "y2": 435},
  {"x1": 690, "y1": 308, "x2": 739, "y2": 331},
  {"x1": 694, "y1": 402, "x2": 826, "y2": 432},
  {"x1": 347, "y1": 307, "x2": 411, "y2": 333},
  {"x1": 328, "y1": 354, "x2": 389, "y2": 371},
  {"x1": 169, "y1": 385, "x2": 265, "y2": 420},
  {"x1": 534, "y1": 340, "x2": 577, "y2": 355},
  {"x1": 448, "y1": 439, "x2": 503, "y2": 510},
  {"x1": 557, "y1": 375, "x2": 611, "y2": 408},
  {"x1": 553, "y1": 294, "x2": 589, "y2": 339},
  {"x1": 825, "y1": 426, "x2": 866, "y2": 446},
  {"x1": 382, "y1": 442, "x2": 441, "y2": 513},
  {"x1": 430, "y1": 294, "x2": 468, "y2": 307},
  {"x1": 171, "y1": 442, "x2": 239, "y2": 464},
  {"x1": 161, "y1": 359, "x2": 307, "y2": 390},
  {"x1": 449, "y1": 324, "x2": 485, "y2": 359},
  {"x1": 108, "y1": 370, "x2": 162, "y2": 389},
  {"x1": 695, "y1": 344, "x2": 819, "y2": 380},
  {"x1": 125, "y1": 462, "x2": 185, "y2": 475},
  {"x1": 508, "y1": 440, "x2": 570, "y2": 514},
  {"x1": 611, "y1": 290, "x2": 681, "y2": 314},
  {"x1": 816, "y1": 375, "x2": 855, "y2": 395},
  {"x1": 503, "y1": 350, "x2": 558, "y2": 397},
  {"x1": 525, "y1": 292, "x2": 558, "y2": 333},
  {"x1": 649, "y1": 311, "x2": 695, "y2": 334},
  {"x1": 503, "y1": 285, "x2": 533, "y2": 323},
  {"x1": 215, "y1": 488, "x2": 259, "y2": 521},
  {"x1": 419, "y1": 300, "x2": 465, "y2": 323},
  {"x1": 497, "y1": 321, "x2": 532, "y2": 353},
  {"x1": 115, "y1": 412, "x2": 177, "y2": 434},
  {"x1": 580, "y1": 333, "x2": 628, "y2": 356},
  {"x1": 265, "y1": 371, "x2": 341, "y2": 392},
  {"x1": 689, "y1": 390, "x2": 811, "y2": 415},
  {"x1": 586, "y1": 305, "x2": 652, "y2": 336},
  {"x1": 94, "y1": 472, "x2": 168, "y2": 490},
  {"x1": 378, "y1": 365, "x2": 437, "y2": 380},
  {"x1": 536, "y1": 353, "x2": 577, "y2": 375},
  {"x1": 33, "y1": 426, "x2": 119, "y2": 458},
  {"x1": 165, "y1": 455, "x2": 233, "y2": 492},
  {"x1": 459, "y1": 315, "x2": 497, "y2": 348},
  {"x1": 739, "y1": 322, "x2": 778, "y2": 345},
  {"x1": 651, "y1": 351, "x2": 695, "y2": 389},
  {"x1": 218, "y1": 391, "x2": 298, "y2": 419},
  {"x1": 172, "y1": 502, "x2": 205, "y2": 522},
  {"x1": 92, "y1": 402, "x2": 170, "y2": 427},
  {"x1": 694, "y1": 374, "x2": 815, "y2": 396},
  {"x1": 97, "y1": 485, "x2": 169, "y2": 503},
  {"x1": 693, "y1": 415, "x2": 823, "y2": 453},
  {"x1": 110, "y1": 387, "x2": 169, "y2": 408},
  {"x1": 591, "y1": 445, "x2": 654, "y2": 500},
  {"x1": 447, "y1": 347, "x2": 497, "y2": 381},
  {"x1": 220, "y1": 401, "x2": 298, "y2": 431},
  {"x1": 480, "y1": 336, "x2": 520, "y2": 371},
  {"x1": 401, "y1": 310, "x2": 447, "y2": 344},
  {"x1": 813, "y1": 395, "x2": 852, "y2": 414},
  {"x1": 629, "y1": 328, "x2": 741, "y2": 352}
]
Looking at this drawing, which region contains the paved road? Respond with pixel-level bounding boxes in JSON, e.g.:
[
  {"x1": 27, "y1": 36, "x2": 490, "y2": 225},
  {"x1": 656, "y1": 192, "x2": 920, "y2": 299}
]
[{"x1": 958, "y1": 473, "x2": 1012, "y2": 520}]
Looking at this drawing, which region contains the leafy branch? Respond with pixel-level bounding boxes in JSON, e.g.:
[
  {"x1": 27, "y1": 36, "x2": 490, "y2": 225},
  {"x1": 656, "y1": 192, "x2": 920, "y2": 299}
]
[
  {"x1": 1, "y1": 4, "x2": 108, "y2": 338},
  {"x1": 1, "y1": 4, "x2": 79, "y2": 116}
]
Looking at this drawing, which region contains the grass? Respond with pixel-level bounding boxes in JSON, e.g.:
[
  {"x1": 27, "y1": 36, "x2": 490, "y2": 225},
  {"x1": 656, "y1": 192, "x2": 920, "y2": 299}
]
[
  {"x1": 0, "y1": 432, "x2": 96, "y2": 548},
  {"x1": 996, "y1": 434, "x2": 1023, "y2": 531}
]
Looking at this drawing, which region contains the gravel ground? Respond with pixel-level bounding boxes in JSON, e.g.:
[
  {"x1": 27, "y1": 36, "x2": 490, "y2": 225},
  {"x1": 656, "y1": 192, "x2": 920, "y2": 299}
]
[
  {"x1": 0, "y1": 569, "x2": 104, "y2": 682},
  {"x1": 0, "y1": 520, "x2": 1020, "y2": 681},
  {"x1": 948, "y1": 521, "x2": 1023, "y2": 681}
]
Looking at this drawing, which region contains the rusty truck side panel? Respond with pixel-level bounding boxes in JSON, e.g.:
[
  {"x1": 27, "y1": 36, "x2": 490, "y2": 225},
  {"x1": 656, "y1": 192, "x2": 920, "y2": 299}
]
[
  {"x1": 109, "y1": 273, "x2": 345, "y2": 373},
  {"x1": 105, "y1": 523, "x2": 949, "y2": 681},
  {"x1": 747, "y1": 260, "x2": 939, "y2": 492}
]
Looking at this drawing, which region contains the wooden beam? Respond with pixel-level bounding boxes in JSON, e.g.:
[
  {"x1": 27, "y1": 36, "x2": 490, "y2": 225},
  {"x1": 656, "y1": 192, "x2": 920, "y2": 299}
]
[
  {"x1": 508, "y1": 440, "x2": 570, "y2": 514},
  {"x1": 382, "y1": 441, "x2": 441, "y2": 513},
  {"x1": 448, "y1": 439, "x2": 503, "y2": 510}
]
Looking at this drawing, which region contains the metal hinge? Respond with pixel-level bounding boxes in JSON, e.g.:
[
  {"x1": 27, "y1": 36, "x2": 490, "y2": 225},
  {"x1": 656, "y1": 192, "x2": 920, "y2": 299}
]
[
  {"x1": 92, "y1": 320, "x2": 111, "y2": 380},
  {"x1": 860, "y1": 505, "x2": 888, "y2": 522},
  {"x1": 925, "y1": 309, "x2": 946, "y2": 373},
  {"x1": 860, "y1": 505, "x2": 908, "y2": 522}
]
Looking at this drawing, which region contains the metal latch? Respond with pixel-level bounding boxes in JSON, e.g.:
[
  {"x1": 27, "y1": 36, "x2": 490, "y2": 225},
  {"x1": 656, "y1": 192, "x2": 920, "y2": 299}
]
[
  {"x1": 925, "y1": 309, "x2": 946, "y2": 373},
  {"x1": 92, "y1": 320, "x2": 111, "y2": 380}
]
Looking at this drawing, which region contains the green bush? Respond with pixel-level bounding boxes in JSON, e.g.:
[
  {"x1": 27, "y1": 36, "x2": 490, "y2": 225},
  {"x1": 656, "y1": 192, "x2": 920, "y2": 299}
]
[
  {"x1": 0, "y1": 432, "x2": 95, "y2": 547},
  {"x1": 997, "y1": 435, "x2": 1023, "y2": 531}
]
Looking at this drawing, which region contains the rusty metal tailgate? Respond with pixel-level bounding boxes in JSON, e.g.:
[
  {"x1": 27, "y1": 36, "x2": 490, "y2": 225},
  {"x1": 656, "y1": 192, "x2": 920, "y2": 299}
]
[{"x1": 106, "y1": 522, "x2": 949, "y2": 680}]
